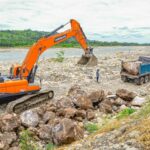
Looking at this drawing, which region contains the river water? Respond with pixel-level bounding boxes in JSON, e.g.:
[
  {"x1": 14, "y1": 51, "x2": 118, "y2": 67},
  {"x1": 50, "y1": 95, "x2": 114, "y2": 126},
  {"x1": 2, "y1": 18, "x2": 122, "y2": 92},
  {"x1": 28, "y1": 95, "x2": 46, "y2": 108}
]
[{"x1": 0, "y1": 46, "x2": 149, "y2": 62}]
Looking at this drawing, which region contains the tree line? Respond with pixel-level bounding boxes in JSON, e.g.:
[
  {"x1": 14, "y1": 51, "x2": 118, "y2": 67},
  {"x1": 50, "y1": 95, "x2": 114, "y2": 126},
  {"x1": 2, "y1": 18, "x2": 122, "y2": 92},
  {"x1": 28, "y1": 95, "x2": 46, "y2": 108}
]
[{"x1": 0, "y1": 30, "x2": 149, "y2": 47}]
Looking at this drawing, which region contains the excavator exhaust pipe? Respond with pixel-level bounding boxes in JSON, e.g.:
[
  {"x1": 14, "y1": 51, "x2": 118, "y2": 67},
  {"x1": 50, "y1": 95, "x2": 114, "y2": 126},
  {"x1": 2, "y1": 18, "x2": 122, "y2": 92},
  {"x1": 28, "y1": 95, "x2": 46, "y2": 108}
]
[{"x1": 77, "y1": 54, "x2": 98, "y2": 66}]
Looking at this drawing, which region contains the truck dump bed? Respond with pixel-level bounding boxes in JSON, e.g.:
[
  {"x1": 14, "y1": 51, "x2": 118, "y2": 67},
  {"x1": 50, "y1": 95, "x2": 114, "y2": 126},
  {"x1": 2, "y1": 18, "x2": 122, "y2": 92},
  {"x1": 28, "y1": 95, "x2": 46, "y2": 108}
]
[
  {"x1": 121, "y1": 56, "x2": 150, "y2": 85},
  {"x1": 122, "y1": 56, "x2": 150, "y2": 76}
]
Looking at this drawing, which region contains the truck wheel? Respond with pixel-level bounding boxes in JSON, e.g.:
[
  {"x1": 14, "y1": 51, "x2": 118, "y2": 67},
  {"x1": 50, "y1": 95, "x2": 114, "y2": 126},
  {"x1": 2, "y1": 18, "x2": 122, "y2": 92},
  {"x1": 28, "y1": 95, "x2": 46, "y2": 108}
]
[
  {"x1": 145, "y1": 76, "x2": 149, "y2": 83},
  {"x1": 121, "y1": 75, "x2": 127, "y2": 82},
  {"x1": 134, "y1": 78, "x2": 140, "y2": 85},
  {"x1": 139, "y1": 77, "x2": 145, "y2": 85}
]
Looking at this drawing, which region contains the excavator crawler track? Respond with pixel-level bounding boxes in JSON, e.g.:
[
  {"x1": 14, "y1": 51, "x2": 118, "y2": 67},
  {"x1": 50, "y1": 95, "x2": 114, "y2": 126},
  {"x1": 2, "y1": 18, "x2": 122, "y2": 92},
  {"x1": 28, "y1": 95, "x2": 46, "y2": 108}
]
[{"x1": 6, "y1": 90, "x2": 54, "y2": 114}]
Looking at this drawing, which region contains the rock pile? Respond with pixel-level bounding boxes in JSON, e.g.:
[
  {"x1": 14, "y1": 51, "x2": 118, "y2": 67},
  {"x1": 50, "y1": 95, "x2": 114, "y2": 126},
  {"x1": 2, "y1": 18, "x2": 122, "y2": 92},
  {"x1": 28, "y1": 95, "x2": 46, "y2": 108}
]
[{"x1": 0, "y1": 85, "x2": 146, "y2": 149}]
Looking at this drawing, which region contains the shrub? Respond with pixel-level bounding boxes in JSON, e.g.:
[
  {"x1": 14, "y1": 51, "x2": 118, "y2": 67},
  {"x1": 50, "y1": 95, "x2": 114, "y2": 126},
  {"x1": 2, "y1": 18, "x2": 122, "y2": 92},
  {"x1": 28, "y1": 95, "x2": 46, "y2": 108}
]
[
  {"x1": 19, "y1": 130, "x2": 37, "y2": 150},
  {"x1": 55, "y1": 50, "x2": 65, "y2": 62}
]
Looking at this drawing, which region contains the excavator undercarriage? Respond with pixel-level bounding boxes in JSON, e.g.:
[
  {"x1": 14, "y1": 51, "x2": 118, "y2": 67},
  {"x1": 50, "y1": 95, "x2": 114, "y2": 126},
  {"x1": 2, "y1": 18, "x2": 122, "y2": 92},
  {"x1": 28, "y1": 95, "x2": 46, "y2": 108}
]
[{"x1": 6, "y1": 90, "x2": 54, "y2": 114}]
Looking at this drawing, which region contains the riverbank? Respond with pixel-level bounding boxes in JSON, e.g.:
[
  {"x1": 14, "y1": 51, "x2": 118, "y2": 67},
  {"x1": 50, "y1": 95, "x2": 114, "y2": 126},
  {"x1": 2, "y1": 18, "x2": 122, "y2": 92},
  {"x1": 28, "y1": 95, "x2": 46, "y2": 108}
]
[{"x1": 0, "y1": 46, "x2": 149, "y2": 62}]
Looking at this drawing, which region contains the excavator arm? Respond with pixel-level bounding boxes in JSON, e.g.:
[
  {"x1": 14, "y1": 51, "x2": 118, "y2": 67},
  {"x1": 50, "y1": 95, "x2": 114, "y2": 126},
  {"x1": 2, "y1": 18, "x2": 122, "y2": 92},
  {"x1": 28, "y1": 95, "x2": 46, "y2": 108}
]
[{"x1": 13, "y1": 19, "x2": 97, "y2": 81}]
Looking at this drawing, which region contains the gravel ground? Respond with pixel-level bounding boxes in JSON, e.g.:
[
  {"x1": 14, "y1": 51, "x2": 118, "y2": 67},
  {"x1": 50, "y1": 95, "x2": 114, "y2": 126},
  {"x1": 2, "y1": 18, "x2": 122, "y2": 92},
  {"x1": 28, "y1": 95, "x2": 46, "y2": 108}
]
[{"x1": 0, "y1": 47, "x2": 150, "y2": 114}]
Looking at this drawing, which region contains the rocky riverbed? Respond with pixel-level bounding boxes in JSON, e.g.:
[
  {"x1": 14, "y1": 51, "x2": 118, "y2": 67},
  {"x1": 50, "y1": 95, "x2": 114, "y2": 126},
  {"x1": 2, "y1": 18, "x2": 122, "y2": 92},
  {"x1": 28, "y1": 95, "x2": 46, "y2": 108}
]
[
  {"x1": 0, "y1": 47, "x2": 150, "y2": 102},
  {"x1": 0, "y1": 47, "x2": 150, "y2": 149}
]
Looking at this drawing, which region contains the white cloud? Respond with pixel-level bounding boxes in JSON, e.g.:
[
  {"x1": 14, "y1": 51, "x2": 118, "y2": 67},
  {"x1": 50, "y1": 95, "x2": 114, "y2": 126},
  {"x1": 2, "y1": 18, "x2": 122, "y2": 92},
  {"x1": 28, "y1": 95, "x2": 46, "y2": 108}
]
[{"x1": 0, "y1": 0, "x2": 150, "y2": 43}]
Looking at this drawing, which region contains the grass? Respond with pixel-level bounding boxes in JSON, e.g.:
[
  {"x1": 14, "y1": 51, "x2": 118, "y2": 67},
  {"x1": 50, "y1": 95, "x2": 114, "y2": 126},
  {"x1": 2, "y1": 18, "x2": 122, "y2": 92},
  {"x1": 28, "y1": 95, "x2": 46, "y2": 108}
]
[
  {"x1": 137, "y1": 118, "x2": 150, "y2": 149},
  {"x1": 46, "y1": 143, "x2": 56, "y2": 150},
  {"x1": 84, "y1": 123, "x2": 99, "y2": 133},
  {"x1": 116, "y1": 108, "x2": 136, "y2": 119},
  {"x1": 19, "y1": 130, "x2": 37, "y2": 150}
]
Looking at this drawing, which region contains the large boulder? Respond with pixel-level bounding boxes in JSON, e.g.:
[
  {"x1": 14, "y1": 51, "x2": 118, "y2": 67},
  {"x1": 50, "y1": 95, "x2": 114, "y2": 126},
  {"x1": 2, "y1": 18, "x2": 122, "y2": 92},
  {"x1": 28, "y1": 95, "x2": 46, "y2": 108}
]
[
  {"x1": 0, "y1": 132, "x2": 17, "y2": 150},
  {"x1": 67, "y1": 85, "x2": 84, "y2": 97},
  {"x1": 64, "y1": 108, "x2": 77, "y2": 118},
  {"x1": 75, "y1": 109, "x2": 86, "y2": 119},
  {"x1": 0, "y1": 113, "x2": 20, "y2": 132},
  {"x1": 72, "y1": 95, "x2": 93, "y2": 110},
  {"x1": 42, "y1": 111, "x2": 56, "y2": 124},
  {"x1": 55, "y1": 97, "x2": 73, "y2": 108},
  {"x1": 38, "y1": 125, "x2": 52, "y2": 141},
  {"x1": 99, "y1": 99, "x2": 113, "y2": 113},
  {"x1": 52, "y1": 118, "x2": 84, "y2": 145},
  {"x1": 20, "y1": 110, "x2": 39, "y2": 127},
  {"x1": 113, "y1": 97, "x2": 127, "y2": 106},
  {"x1": 86, "y1": 109, "x2": 95, "y2": 120},
  {"x1": 116, "y1": 89, "x2": 136, "y2": 101},
  {"x1": 88, "y1": 90, "x2": 105, "y2": 103},
  {"x1": 131, "y1": 96, "x2": 146, "y2": 107},
  {"x1": 122, "y1": 61, "x2": 141, "y2": 75}
]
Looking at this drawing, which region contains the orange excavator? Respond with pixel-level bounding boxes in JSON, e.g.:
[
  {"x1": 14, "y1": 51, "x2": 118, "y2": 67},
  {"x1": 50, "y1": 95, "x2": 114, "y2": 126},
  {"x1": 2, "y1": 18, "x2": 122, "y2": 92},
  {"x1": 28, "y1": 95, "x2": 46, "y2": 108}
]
[{"x1": 0, "y1": 19, "x2": 97, "y2": 113}]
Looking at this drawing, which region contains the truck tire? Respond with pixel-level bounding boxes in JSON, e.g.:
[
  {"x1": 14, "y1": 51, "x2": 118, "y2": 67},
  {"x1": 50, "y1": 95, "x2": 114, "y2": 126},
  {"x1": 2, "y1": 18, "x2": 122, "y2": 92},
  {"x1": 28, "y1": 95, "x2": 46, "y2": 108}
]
[
  {"x1": 134, "y1": 78, "x2": 140, "y2": 85},
  {"x1": 121, "y1": 75, "x2": 127, "y2": 82},
  {"x1": 145, "y1": 75, "x2": 149, "y2": 83},
  {"x1": 139, "y1": 77, "x2": 145, "y2": 85}
]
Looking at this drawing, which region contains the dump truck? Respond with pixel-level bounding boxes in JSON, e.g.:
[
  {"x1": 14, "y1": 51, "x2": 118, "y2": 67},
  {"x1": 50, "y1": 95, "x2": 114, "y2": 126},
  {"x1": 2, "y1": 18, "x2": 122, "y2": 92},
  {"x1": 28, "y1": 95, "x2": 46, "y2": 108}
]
[{"x1": 121, "y1": 56, "x2": 150, "y2": 85}]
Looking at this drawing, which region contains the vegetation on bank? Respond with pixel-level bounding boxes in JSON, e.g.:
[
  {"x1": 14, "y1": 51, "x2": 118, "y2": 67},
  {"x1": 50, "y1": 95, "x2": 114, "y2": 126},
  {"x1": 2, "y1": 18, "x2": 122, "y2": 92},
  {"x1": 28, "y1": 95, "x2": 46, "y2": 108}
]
[{"x1": 0, "y1": 30, "x2": 149, "y2": 47}]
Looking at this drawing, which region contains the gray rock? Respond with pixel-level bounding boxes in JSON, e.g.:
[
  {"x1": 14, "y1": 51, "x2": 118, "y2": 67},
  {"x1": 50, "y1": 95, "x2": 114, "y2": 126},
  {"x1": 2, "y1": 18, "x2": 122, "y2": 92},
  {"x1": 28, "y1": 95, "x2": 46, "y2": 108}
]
[
  {"x1": 131, "y1": 96, "x2": 146, "y2": 107},
  {"x1": 38, "y1": 125, "x2": 52, "y2": 141},
  {"x1": 43, "y1": 111, "x2": 55, "y2": 123},
  {"x1": 128, "y1": 130, "x2": 140, "y2": 139},
  {"x1": 112, "y1": 105, "x2": 118, "y2": 111},
  {"x1": 20, "y1": 110, "x2": 39, "y2": 127}
]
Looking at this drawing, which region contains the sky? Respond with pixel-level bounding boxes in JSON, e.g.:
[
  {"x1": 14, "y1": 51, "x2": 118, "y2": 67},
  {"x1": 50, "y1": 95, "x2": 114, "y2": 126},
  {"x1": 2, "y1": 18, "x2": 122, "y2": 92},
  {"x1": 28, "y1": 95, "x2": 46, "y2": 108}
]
[{"x1": 0, "y1": 0, "x2": 150, "y2": 43}]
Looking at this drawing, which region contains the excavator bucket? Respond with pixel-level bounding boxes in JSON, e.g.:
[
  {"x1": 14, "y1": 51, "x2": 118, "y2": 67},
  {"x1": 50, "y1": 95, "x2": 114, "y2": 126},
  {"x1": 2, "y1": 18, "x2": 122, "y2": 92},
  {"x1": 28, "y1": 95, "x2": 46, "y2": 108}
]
[{"x1": 77, "y1": 54, "x2": 98, "y2": 66}]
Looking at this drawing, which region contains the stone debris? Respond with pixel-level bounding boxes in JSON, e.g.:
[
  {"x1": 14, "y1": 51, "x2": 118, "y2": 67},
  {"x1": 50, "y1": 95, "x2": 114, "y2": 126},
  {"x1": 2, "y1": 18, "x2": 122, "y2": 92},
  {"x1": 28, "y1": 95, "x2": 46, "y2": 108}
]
[{"x1": 0, "y1": 85, "x2": 147, "y2": 149}]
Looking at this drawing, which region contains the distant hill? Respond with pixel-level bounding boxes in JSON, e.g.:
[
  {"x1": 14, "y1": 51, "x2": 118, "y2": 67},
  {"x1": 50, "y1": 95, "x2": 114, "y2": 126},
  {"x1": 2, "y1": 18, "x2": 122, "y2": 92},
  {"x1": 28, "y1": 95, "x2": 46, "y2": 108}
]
[{"x1": 0, "y1": 30, "x2": 149, "y2": 47}]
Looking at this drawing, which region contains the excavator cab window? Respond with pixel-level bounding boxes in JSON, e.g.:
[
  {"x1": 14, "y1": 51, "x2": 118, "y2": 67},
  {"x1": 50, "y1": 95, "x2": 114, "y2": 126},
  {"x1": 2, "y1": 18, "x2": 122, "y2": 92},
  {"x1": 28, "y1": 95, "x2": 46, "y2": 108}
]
[{"x1": 0, "y1": 77, "x2": 4, "y2": 83}]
